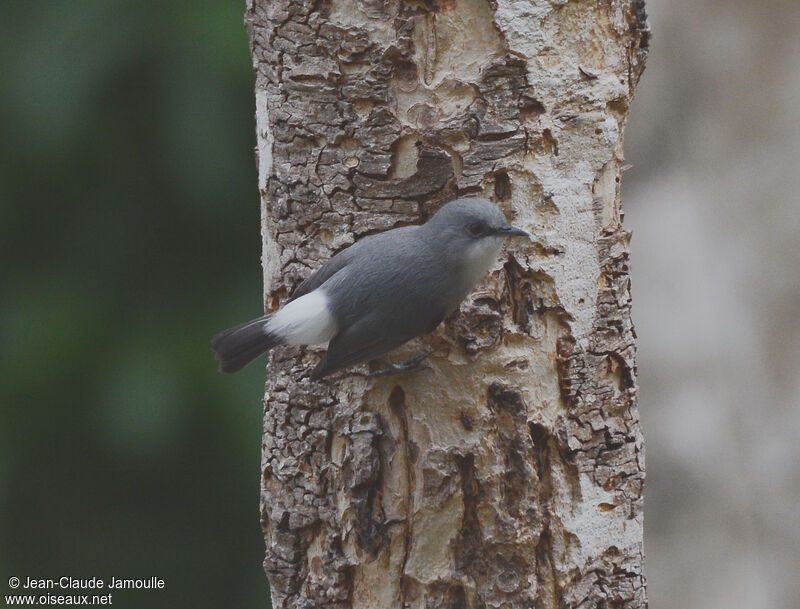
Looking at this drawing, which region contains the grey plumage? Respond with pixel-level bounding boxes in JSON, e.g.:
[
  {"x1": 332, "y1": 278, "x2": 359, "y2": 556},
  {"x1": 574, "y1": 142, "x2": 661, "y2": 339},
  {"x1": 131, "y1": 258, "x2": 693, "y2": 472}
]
[{"x1": 212, "y1": 197, "x2": 528, "y2": 378}]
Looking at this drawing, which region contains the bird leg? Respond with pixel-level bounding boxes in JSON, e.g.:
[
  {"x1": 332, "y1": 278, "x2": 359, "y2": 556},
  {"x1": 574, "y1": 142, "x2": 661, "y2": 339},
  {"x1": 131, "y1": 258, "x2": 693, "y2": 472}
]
[{"x1": 370, "y1": 349, "x2": 434, "y2": 378}]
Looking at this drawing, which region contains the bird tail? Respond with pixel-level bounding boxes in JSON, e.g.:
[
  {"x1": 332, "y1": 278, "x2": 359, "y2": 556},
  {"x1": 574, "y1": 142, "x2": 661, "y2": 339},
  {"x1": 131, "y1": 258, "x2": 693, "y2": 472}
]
[{"x1": 211, "y1": 315, "x2": 281, "y2": 373}]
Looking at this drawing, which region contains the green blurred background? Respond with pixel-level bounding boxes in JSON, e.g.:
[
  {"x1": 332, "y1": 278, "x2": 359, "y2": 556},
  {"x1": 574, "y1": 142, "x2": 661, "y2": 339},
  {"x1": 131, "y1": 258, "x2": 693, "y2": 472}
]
[{"x1": 1, "y1": 1, "x2": 270, "y2": 607}]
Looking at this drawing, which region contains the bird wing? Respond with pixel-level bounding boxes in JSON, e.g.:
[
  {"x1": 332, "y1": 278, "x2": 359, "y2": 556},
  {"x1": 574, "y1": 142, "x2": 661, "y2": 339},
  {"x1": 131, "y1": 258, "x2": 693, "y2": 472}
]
[
  {"x1": 289, "y1": 245, "x2": 356, "y2": 302},
  {"x1": 310, "y1": 315, "x2": 402, "y2": 379},
  {"x1": 310, "y1": 301, "x2": 446, "y2": 379},
  {"x1": 292, "y1": 226, "x2": 425, "y2": 302}
]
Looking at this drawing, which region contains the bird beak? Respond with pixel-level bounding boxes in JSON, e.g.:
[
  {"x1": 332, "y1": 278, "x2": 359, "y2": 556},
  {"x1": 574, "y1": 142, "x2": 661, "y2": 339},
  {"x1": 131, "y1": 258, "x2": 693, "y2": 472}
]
[{"x1": 494, "y1": 225, "x2": 530, "y2": 238}]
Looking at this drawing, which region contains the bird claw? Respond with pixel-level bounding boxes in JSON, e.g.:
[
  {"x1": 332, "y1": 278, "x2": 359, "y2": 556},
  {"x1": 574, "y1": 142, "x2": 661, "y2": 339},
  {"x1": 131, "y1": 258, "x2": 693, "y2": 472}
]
[{"x1": 370, "y1": 349, "x2": 434, "y2": 378}]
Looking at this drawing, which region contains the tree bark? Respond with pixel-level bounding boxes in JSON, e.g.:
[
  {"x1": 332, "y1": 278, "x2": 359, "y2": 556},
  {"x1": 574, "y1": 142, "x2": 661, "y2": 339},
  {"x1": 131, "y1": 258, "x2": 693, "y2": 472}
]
[{"x1": 245, "y1": 1, "x2": 649, "y2": 608}]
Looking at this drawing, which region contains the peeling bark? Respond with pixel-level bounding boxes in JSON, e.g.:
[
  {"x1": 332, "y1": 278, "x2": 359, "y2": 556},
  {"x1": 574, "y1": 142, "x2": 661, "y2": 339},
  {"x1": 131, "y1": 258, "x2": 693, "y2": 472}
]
[{"x1": 246, "y1": 0, "x2": 649, "y2": 607}]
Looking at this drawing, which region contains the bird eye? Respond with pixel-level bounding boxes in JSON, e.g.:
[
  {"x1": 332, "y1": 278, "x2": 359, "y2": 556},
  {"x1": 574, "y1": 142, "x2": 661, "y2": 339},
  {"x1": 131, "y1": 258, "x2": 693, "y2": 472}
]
[{"x1": 467, "y1": 222, "x2": 483, "y2": 236}]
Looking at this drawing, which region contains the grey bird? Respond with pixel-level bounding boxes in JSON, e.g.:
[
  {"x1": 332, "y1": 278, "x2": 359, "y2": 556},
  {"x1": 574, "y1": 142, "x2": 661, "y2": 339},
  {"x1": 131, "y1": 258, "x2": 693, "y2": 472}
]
[{"x1": 212, "y1": 197, "x2": 529, "y2": 379}]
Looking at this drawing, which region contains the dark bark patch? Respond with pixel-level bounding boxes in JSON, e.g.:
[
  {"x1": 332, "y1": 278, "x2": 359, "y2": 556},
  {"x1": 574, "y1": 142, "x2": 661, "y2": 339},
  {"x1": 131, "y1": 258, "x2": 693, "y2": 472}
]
[
  {"x1": 353, "y1": 145, "x2": 454, "y2": 200},
  {"x1": 630, "y1": 0, "x2": 651, "y2": 52},
  {"x1": 392, "y1": 59, "x2": 419, "y2": 92},
  {"x1": 388, "y1": 385, "x2": 406, "y2": 413},
  {"x1": 542, "y1": 128, "x2": 559, "y2": 156},
  {"x1": 525, "y1": 423, "x2": 557, "y2": 607},
  {"x1": 342, "y1": 413, "x2": 387, "y2": 556},
  {"x1": 453, "y1": 453, "x2": 481, "y2": 571},
  {"x1": 488, "y1": 383, "x2": 533, "y2": 519},
  {"x1": 502, "y1": 257, "x2": 570, "y2": 337},
  {"x1": 446, "y1": 296, "x2": 504, "y2": 354},
  {"x1": 534, "y1": 529, "x2": 558, "y2": 609},
  {"x1": 521, "y1": 94, "x2": 546, "y2": 120},
  {"x1": 494, "y1": 170, "x2": 511, "y2": 201}
]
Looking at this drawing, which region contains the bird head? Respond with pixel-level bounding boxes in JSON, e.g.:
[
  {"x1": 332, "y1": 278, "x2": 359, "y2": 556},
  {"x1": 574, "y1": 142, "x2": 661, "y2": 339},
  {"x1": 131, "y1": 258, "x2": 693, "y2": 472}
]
[{"x1": 424, "y1": 196, "x2": 529, "y2": 272}]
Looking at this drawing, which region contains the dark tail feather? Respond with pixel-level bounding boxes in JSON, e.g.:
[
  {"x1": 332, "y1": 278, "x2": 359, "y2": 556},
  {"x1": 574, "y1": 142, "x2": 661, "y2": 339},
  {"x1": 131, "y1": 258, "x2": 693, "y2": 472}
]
[{"x1": 211, "y1": 315, "x2": 281, "y2": 373}]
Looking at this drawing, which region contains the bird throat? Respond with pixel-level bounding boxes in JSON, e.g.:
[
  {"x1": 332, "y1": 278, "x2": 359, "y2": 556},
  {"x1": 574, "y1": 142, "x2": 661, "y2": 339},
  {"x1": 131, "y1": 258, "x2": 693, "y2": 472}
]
[{"x1": 462, "y1": 236, "x2": 504, "y2": 288}]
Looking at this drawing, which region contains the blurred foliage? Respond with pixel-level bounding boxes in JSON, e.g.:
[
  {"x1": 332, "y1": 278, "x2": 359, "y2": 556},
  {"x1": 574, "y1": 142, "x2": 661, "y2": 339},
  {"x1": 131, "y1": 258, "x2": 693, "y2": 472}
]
[{"x1": 0, "y1": 1, "x2": 270, "y2": 606}]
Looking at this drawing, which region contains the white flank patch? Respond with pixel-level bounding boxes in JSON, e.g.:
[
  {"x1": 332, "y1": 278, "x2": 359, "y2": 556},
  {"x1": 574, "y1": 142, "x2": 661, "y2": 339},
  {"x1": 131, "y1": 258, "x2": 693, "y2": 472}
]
[{"x1": 265, "y1": 289, "x2": 337, "y2": 346}]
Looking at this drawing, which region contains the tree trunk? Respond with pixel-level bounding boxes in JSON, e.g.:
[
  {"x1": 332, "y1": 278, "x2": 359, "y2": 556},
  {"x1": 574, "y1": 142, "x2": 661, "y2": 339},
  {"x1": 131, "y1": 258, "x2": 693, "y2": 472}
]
[{"x1": 245, "y1": 1, "x2": 649, "y2": 607}]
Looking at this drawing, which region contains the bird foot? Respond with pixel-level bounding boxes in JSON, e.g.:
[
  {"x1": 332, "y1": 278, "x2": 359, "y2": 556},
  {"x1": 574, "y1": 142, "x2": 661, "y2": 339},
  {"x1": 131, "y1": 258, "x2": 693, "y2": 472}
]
[{"x1": 370, "y1": 349, "x2": 434, "y2": 378}]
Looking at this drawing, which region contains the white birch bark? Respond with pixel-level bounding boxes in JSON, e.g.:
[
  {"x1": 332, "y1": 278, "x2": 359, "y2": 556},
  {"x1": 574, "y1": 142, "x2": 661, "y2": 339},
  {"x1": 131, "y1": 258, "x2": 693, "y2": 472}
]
[{"x1": 246, "y1": 1, "x2": 649, "y2": 607}]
